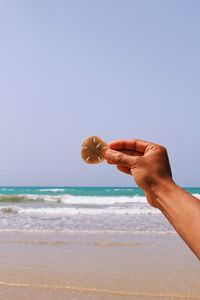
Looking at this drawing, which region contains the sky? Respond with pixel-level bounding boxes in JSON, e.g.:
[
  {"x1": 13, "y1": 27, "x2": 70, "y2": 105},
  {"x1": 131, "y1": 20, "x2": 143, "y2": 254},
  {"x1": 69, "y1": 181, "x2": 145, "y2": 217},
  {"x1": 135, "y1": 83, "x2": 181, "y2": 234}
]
[{"x1": 0, "y1": 0, "x2": 200, "y2": 187}]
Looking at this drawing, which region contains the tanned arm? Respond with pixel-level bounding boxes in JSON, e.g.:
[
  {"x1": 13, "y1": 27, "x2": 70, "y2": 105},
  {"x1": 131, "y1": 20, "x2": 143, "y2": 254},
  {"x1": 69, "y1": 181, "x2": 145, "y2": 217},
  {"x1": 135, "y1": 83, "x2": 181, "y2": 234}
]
[{"x1": 105, "y1": 139, "x2": 200, "y2": 260}]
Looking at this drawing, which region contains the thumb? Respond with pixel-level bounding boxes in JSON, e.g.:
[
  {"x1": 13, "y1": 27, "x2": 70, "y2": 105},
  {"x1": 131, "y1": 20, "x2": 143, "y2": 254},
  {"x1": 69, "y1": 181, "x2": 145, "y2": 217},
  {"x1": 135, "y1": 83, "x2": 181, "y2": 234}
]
[{"x1": 104, "y1": 149, "x2": 134, "y2": 167}]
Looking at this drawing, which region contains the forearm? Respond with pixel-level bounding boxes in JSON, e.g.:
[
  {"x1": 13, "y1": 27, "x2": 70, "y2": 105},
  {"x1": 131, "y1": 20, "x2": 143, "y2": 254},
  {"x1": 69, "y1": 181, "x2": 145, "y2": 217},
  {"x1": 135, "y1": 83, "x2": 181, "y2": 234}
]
[{"x1": 152, "y1": 179, "x2": 200, "y2": 260}]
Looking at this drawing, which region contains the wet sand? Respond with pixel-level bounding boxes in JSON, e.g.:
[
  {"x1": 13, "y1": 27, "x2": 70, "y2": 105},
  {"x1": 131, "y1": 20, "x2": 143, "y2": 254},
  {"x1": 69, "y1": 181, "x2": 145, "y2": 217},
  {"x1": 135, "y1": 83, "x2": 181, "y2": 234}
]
[{"x1": 0, "y1": 231, "x2": 199, "y2": 300}]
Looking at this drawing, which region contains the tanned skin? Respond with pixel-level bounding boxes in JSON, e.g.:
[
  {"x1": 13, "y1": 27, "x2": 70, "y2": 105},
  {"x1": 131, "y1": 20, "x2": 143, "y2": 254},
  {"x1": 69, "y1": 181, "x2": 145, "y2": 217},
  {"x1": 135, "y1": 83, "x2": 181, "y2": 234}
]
[{"x1": 105, "y1": 139, "x2": 200, "y2": 260}]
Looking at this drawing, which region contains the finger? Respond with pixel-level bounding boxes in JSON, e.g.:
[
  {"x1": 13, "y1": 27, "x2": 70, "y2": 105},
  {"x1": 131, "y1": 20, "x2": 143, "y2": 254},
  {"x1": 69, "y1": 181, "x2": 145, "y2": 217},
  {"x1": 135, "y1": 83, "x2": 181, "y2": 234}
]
[
  {"x1": 117, "y1": 165, "x2": 131, "y2": 175},
  {"x1": 105, "y1": 149, "x2": 134, "y2": 167},
  {"x1": 108, "y1": 139, "x2": 152, "y2": 153},
  {"x1": 106, "y1": 160, "x2": 115, "y2": 165},
  {"x1": 120, "y1": 149, "x2": 143, "y2": 156}
]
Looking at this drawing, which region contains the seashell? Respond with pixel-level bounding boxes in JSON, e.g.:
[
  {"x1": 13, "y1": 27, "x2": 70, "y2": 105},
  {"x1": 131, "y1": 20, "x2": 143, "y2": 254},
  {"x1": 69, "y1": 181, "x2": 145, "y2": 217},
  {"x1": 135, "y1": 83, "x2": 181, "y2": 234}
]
[{"x1": 81, "y1": 136, "x2": 107, "y2": 164}]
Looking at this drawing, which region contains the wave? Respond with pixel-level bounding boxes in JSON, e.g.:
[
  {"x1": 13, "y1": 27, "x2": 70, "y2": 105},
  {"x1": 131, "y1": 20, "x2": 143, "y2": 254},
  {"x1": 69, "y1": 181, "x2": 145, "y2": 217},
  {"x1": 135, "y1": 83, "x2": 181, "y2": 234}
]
[
  {"x1": 0, "y1": 229, "x2": 175, "y2": 234},
  {"x1": 0, "y1": 207, "x2": 18, "y2": 213},
  {"x1": 0, "y1": 187, "x2": 143, "y2": 197},
  {"x1": 38, "y1": 188, "x2": 66, "y2": 192},
  {"x1": 0, "y1": 193, "x2": 200, "y2": 205},
  {"x1": 0, "y1": 205, "x2": 160, "y2": 216},
  {"x1": 0, "y1": 194, "x2": 147, "y2": 204},
  {"x1": 0, "y1": 195, "x2": 26, "y2": 202}
]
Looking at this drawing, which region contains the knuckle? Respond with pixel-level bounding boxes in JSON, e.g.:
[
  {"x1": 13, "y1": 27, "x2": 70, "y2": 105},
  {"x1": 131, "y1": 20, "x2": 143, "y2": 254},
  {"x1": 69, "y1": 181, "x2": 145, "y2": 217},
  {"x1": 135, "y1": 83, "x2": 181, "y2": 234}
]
[
  {"x1": 130, "y1": 156, "x2": 142, "y2": 168},
  {"x1": 115, "y1": 152, "x2": 123, "y2": 163},
  {"x1": 158, "y1": 145, "x2": 167, "y2": 154}
]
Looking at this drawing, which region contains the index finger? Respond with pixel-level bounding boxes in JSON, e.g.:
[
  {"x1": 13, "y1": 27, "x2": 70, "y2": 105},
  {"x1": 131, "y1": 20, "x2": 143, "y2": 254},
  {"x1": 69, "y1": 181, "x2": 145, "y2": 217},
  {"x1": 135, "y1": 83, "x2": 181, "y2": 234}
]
[{"x1": 108, "y1": 139, "x2": 152, "y2": 153}]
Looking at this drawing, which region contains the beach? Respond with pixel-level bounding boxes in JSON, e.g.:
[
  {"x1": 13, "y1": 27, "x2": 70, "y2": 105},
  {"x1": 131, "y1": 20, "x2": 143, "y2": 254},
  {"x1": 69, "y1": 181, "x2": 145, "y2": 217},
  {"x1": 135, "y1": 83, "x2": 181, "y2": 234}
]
[
  {"x1": 0, "y1": 231, "x2": 199, "y2": 300},
  {"x1": 2, "y1": 0, "x2": 200, "y2": 297},
  {"x1": 0, "y1": 187, "x2": 199, "y2": 299}
]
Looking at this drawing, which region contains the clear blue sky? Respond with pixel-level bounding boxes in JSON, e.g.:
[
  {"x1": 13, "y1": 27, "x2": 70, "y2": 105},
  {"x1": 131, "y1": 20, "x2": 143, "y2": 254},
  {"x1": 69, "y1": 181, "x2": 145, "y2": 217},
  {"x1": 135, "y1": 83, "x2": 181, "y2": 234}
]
[{"x1": 0, "y1": 0, "x2": 200, "y2": 186}]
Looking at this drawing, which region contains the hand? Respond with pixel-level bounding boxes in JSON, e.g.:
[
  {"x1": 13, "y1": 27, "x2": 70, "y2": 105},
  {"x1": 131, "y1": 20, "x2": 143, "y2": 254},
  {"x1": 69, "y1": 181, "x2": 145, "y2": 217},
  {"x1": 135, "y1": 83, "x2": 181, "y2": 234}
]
[{"x1": 105, "y1": 139, "x2": 173, "y2": 208}]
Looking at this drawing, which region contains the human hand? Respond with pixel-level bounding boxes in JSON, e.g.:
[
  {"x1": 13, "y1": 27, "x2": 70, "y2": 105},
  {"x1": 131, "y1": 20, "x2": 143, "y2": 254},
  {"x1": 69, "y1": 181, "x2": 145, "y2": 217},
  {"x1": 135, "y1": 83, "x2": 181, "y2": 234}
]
[{"x1": 105, "y1": 139, "x2": 173, "y2": 208}]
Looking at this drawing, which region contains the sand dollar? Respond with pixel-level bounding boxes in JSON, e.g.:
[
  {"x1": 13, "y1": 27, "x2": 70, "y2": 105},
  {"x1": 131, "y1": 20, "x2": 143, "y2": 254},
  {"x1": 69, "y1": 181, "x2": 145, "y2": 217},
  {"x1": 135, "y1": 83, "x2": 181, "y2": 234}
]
[{"x1": 81, "y1": 136, "x2": 108, "y2": 164}]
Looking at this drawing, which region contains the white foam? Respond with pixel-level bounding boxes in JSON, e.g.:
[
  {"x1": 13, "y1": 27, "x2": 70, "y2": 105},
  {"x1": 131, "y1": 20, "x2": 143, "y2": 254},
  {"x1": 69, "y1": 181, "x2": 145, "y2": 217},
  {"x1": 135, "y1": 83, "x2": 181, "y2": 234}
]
[
  {"x1": 193, "y1": 193, "x2": 200, "y2": 199},
  {"x1": 38, "y1": 188, "x2": 65, "y2": 192},
  {"x1": 23, "y1": 194, "x2": 147, "y2": 205},
  {"x1": 0, "y1": 206, "x2": 160, "y2": 216},
  {"x1": 0, "y1": 207, "x2": 18, "y2": 213},
  {"x1": 1, "y1": 193, "x2": 199, "y2": 207}
]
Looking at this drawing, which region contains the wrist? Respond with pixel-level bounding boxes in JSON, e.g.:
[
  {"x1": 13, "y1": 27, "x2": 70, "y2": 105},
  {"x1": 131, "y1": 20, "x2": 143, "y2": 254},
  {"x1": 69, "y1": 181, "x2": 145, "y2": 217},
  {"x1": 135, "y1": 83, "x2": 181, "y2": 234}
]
[
  {"x1": 151, "y1": 177, "x2": 175, "y2": 194},
  {"x1": 150, "y1": 177, "x2": 177, "y2": 210}
]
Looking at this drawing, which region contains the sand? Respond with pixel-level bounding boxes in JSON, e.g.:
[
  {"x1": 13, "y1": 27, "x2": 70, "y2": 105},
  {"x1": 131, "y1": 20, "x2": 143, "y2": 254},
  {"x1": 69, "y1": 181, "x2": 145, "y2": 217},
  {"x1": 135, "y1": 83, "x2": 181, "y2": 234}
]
[{"x1": 0, "y1": 231, "x2": 199, "y2": 300}]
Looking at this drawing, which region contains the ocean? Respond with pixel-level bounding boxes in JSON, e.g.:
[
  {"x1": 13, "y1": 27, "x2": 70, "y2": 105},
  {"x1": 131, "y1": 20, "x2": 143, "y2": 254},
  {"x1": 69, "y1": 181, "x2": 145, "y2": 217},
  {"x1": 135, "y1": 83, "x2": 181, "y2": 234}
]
[{"x1": 0, "y1": 186, "x2": 199, "y2": 233}]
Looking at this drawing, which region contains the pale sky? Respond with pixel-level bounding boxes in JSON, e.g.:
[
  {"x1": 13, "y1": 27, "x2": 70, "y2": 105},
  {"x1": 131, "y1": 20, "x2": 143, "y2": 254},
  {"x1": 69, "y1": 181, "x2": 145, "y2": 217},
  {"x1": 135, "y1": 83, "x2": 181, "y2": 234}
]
[{"x1": 0, "y1": 0, "x2": 200, "y2": 186}]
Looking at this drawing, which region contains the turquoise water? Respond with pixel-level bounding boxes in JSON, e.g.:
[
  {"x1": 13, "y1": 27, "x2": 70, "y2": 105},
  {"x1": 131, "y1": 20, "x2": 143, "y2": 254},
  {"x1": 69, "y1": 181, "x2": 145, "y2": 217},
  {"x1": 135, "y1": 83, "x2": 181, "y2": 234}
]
[
  {"x1": 0, "y1": 186, "x2": 199, "y2": 197},
  {"x1": 0, "y1": 186, "x2": 144, "y2": 197},
  {"x1": 0, "y1": 186, "x2": 199, "y2": 232}
]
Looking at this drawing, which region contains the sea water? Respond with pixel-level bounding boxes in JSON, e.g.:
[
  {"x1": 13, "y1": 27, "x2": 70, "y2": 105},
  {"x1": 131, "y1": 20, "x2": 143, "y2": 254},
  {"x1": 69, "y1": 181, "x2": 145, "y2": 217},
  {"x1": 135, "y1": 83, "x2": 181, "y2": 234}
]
[{"x1": 0, "y1": 187, "x2": 199, "y2": 233}]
